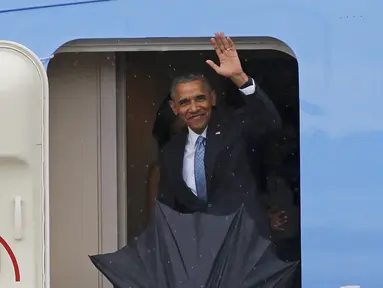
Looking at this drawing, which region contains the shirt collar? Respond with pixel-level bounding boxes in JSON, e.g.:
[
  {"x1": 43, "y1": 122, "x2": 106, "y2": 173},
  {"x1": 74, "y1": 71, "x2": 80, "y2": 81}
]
[{"x1": 187, "y1": 126, "x2": 207, "y2": 146}]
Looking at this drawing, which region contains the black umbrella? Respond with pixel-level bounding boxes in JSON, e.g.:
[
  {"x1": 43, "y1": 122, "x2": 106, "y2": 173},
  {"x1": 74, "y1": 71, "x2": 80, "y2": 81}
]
[{"x1": 90, "y1": 201, "x2": 299, "y2": 288}]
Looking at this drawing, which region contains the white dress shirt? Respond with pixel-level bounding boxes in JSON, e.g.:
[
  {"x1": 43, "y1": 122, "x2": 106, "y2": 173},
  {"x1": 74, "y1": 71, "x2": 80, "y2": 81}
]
[{"x1": 182, "y1": 79, "x2": 256, "y2": 195}]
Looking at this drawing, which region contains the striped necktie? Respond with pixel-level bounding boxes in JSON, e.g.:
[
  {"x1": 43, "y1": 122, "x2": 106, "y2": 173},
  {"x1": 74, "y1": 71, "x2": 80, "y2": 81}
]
[{"x1": 194, "y1": 136, "x2": 207, "y2": 201}]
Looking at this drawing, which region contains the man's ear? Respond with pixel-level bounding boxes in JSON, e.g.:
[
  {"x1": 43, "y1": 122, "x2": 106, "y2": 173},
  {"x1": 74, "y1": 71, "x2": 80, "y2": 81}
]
[
  {"x1": 169, "y1": 100, "x2": 178, "y2": 115},
  {"x1": 210, "y1": 90, "x2": 217, "y2": 107}
]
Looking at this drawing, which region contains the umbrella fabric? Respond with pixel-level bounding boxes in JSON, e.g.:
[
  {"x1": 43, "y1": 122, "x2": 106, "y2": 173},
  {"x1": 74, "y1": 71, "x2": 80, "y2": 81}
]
[{"x1": 90, "y1": 201, "x2": 298, "y2": 288}]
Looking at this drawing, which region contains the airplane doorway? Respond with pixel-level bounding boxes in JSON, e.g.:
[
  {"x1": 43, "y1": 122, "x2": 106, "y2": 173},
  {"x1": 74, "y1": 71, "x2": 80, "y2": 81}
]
[{"x1": 47, "y1": 37, "x2": 300, "y2": 288}]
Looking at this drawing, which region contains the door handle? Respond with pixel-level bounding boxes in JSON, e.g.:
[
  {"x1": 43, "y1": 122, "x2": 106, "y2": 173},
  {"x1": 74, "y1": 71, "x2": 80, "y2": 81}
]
[{"x1": 13, "y1": 196, "x2": 23, "y2": 240}]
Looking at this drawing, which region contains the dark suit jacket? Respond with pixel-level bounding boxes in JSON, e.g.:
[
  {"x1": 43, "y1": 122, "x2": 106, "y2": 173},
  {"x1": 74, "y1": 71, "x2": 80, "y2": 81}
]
[{"x1": 157, "y1": 79, "x2": 282, "y2": 237}]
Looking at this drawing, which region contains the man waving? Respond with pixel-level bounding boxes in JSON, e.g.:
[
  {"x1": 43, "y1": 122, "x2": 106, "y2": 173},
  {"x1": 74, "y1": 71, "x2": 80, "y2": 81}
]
[{"x1": 158, "y1": 32, "x2": 282, "y2": 236}]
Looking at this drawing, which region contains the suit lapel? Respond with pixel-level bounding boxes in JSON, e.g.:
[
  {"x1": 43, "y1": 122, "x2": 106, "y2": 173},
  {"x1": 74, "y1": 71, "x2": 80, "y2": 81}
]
[
  {"x1": 168, "y1": 130, "x2": 187, "y2": 181},
  {"x1": 205, "y1": 111, "x2": 225, "y2": 189}
]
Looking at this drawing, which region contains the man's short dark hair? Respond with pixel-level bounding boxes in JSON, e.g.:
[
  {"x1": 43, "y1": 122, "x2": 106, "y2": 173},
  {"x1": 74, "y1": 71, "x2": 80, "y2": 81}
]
[{"x1": 170, "y1": 73, "x2": 213, "y2": 100}]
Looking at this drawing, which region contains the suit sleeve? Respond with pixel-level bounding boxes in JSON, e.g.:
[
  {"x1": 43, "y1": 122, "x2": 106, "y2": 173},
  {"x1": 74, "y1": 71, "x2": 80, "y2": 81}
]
[{"x1": 236, "y1": 77, "x2": 282, "y2": 142}]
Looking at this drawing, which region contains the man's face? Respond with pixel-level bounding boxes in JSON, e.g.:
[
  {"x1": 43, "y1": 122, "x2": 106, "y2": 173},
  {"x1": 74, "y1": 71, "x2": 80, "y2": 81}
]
[{"x1": 170, "y1": 80, "x2": 216, "y2": 134}]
